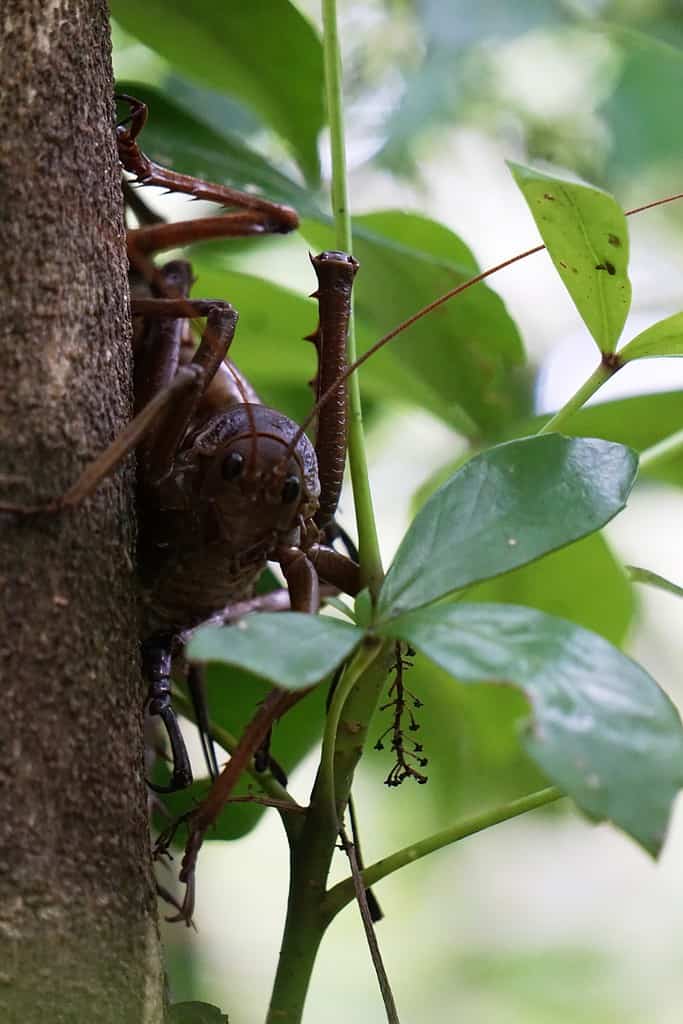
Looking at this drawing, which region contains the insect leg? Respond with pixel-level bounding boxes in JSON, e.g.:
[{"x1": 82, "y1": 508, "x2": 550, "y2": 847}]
[
  {"x1": 275, "y1": 545, "x2": 320, "y2": 614},
  {"x1": 159, "y1": 551, "x2": 352, "y2": 922},
  {"x1": 323, "y1": 520, "x2": 359, "y2": 563},
  {"x1": 166, "y1": 687, "x2": 307, "y2": 924},
  {"x1": 142, "y1": 635, "x2": 193, "y2": 793},
  {"x1": 130, "y1": 297, "x2": 239, "y2": 484},
  {"x1": 115, "y1": 93, "x2": 299, "y2": 246},
  {"x1": 308, "y1": 544, "x2": 361, "y2": 597},
  {"x1": 304, "y1": 251, "x2": 359, "y2": 530}
]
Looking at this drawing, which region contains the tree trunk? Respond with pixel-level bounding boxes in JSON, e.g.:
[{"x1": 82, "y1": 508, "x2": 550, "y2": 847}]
[{"x1": 0, "y1": 3, "x2": 164, "y2": 1022}]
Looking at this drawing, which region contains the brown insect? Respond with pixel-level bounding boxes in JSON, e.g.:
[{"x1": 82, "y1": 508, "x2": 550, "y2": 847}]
[
  {"x1": 119, "y1": 93, "x2": 366, "y2": 788},
  {"x1": 2, "y1": 94, "x2": 380, "y2": 922}
]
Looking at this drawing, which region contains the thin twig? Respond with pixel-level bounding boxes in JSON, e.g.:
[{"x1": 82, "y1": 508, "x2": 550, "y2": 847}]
[
  {"x1": 225, "y1": 794, "x2": 306, "y2": 813},
  {"x1": 338, "y1": 825, "x2": 401, "y2": 1024}
]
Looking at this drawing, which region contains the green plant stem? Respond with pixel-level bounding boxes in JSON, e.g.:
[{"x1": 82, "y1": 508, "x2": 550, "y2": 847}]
[
  {"x1": 339, "y1": 825, "x2": 401, "y2": 1024},
  {"x1": 536, "y1": 362, "x2": 614, "y2": 435},
  {"x1": 323, "y1": 786, "x2": 564, "y2": 919},
  {"x1": 639, "y1": 426, "x2": 683, "y2": 472},
  {"x1": 318, "y1": 640, "x2": 384, "y2": 830},
  {"x1": 322, "y1": 0, "x2": 383, "y2": 596},
  {"x1": 266, "y1": 643, "x2": 389, "y2": 1023},
  {"x1": 626, "y1": 565, "x2": 683, "y2": 598},
  {"x1": 265, "y1": 9, "x2": 389, "y2": 1019}
]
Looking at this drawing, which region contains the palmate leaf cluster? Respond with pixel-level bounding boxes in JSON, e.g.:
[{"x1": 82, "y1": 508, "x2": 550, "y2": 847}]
[{"x1": 112, "y1": 3, "x2": 683, "y2": 869}]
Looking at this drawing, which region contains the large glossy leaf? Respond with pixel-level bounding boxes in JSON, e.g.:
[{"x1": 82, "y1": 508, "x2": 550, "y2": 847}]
[
  {"x1": 111, "y1": 0, "x2": 324, "y2": 184},
  {"x1": 187, "y1": 613, "x2": 364, "y2": 688},
  {"x1": 619, "y1": 312, "x2": 683, "y2": 362},
  {"x1": 115, "y1": 81, "x2": 317, "y2": 214},
  {"x1": 510, "y1": 163, "x2": 631, "y2": 354},
  {"x1": 377, "y1": 435, "x2": 638, "y2": 619},
  {"x1": 469, "y1": 533, "x2": 634, "y2": 647},
  {"x1": 301, "y1": 211, "x2": 527, "y2": 437},
  {"x1": 412, "y1": 459, "x2": 635, "y2": 648},
  {"x1": 380, "y1": 603, "x2": 683, "y2": 855}
]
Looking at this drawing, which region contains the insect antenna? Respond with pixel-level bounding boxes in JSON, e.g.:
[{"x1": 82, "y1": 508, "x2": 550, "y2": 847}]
[
  {"x1": 282, "y1": 187, "x2": 683, "y2": 476},
  {"x1": 279, "y1": 241, "x2": 546, "y2": 474}
]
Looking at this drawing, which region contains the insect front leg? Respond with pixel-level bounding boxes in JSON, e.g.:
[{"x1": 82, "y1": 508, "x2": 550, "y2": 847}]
[
  {"x1": 142, "y1": 635, "x2": 193, "y2": 793},
  {"x1": 116, "y1": 93, "x2": 299, "y2": 263},
  {"x1": 302, "y1": 251, "x2": 359, "y2": 531},
  {"x1": 132, "y1": 297, "x2": 238, "y2": 484},
  {"x1": 158, "y1": 686, "x2": 308, "y2": 925}
]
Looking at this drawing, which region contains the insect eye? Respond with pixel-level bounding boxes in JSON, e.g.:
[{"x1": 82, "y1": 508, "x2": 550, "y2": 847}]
[
  {"x1": 281, "y1": 475, "x2": 300, "y2": 504},
  {"x1": 221, "y1": 451, "x2": 244, "y2": 481}
]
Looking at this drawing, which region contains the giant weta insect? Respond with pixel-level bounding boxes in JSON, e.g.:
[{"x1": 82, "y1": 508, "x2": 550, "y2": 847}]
[
  {"x1": 114, "y1": 94, "x2": 363, "y2": 798},
  {"x1": 2, "y1": 95, "x2": 379, "y2": 920}
]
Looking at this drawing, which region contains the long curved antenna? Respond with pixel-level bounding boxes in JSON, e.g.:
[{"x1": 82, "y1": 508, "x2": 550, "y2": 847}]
[{"x1": 283, "y1": 188, "x2": 683, "y2": 465}]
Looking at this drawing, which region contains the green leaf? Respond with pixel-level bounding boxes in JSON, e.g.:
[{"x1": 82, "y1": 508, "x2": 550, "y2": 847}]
[
  {"x1": 377, "y1": 435, "x2": 638, "y2": 619},
  {"x1": 301, "y1": 211, "x2": 527, "y2": 436},
  {"x1": 380, "y1": 603, "x2": 683, "y2": 855},
  {"x1": 469, "y1": 533, "x2": 634, "y2": 647},
  {"x1": 111, "y1": 0, "x2": 323, "y2": 183},
  {"x1": 187, "y1": 613, "x2": 364, "y2": 688},
  {"x1": 627, "y1": 565, "x2": 683, "y2": 600},
  {"x1": 619, "y1": 312, "x2": 683, "y2": 362},
  {"x1": 169, "y1": 1003, "x2": 229, "y2": 1024},
  {"x1": 509, "y1": 163, "x2": 631, "y2": 354},
  {"x1": 513, "y1": 390, "x2": 683, "y2": 487},
  {"x1": 115, "y1": 81, "x2": 317, "y2": 214}
]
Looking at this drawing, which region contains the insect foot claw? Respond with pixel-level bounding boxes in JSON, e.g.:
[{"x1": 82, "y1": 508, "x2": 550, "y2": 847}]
[
  {"x1": 146, "y1": 768, "x2": 192, "y2": 794},
  {"x1": 114, "y1": 93, "x2": 147, "y2": 135},
  {"x1": 155, "y1": 880, "x2": 198, "y2": 933},
  {"x1": 168, "y1": 827, "x2": 203, "y2": 926},
  {"x1": 164, "y1": 870, "x2": 196, "y2": 927}
]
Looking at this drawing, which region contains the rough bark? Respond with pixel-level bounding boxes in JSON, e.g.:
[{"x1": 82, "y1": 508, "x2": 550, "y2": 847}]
[{"x1": 0, "y1": 3, "x2": 164, "y2": 1022}]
